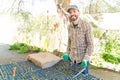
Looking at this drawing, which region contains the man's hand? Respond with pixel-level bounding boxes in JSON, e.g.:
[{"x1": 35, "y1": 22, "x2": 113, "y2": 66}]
[
  {"x1": 56, "y1": 4, "x2": 69, "y2": 16},
  {"x1": 57, "y1": 4, "x2": 61, "y2": 9},
  {"x1": 80, "y1": 60, "x2": 87, "y2": 67},
  {"x1": 61, "y1": 53, "x2": 70, "y2": 61}
]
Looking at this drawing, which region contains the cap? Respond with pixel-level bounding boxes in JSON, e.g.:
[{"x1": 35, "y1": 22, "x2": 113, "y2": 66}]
[{"x1": 67, "y1": 5, "x2": 79, "y2": 12}]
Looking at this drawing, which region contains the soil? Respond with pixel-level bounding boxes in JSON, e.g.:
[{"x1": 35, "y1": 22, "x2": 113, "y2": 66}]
[{"x1": 0, "y1": 43, "x2": 120, "y2": 80}]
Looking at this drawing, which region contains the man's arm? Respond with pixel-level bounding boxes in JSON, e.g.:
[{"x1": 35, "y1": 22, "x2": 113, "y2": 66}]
[
  {"x1": 67, "y1": 36, "x2": 71, "y2": 54},
  {"x1": 84, "y1": 23, "x2": 94, "y2": 61},
  {"x1": 57, "y1": 4, "x2": 69, "y2": 18},
  {"x1": 66, "y1": 26, "x2": 71, "y2": 54}
]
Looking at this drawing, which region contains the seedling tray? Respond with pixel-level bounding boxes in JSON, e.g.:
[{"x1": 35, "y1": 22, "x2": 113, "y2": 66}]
[
  {"x1": 51, "y1": 60, "x2": 85, "y2": 78},
  {"x1": 0, "y1": 60, "x2": 102, "y2": 80}
]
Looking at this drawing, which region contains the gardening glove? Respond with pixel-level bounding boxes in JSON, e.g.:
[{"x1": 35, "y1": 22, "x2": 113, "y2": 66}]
[
  {"x1": 61, "y1": 53, "x2": 70, "y2": 61},
  {"x1": 80, "y1": 60, "x2": 87, "y2": 67}
]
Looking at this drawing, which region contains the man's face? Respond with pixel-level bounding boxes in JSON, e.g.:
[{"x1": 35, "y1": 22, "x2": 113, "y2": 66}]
[{"x1": 68, "y1": 8, "x2": 80, "y2": 22}]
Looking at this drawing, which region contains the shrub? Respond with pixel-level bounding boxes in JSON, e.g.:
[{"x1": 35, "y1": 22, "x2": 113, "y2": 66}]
[
  {"x1": 9, "y1": 42, "x2": 44, "y2": 54},
  {"x1": 99, "y1": 31, "x2": 120, "y2": 64},
  {"x1": 101, "y1": 53, "x2": 120, "y2": 64}
]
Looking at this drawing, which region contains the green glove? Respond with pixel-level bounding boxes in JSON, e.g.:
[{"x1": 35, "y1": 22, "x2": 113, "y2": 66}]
[
  {"x1": 61, "y1": 53, "x2": 70, "y2": 61},
  {"x1": 80, "y1": 60, "x2": 87, "y2": 67}
]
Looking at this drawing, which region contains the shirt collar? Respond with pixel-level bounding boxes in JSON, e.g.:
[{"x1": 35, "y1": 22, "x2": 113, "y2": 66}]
[{"x1": 71, "y1": 18, "x2": 82, "y2": 28}]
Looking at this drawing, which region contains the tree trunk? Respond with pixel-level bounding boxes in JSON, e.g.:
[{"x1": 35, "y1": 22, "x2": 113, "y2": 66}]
[
  {"x1": 55, "y1": 0, "x2": 70, "y2": 10},
  {"x1": 54, "y1": 0, "x2": 70, "y2": 52}
]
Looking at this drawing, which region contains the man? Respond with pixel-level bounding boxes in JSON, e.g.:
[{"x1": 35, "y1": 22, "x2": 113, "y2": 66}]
[{"x1": 60, "y1": 4, "x2": 94, "y2": 75}]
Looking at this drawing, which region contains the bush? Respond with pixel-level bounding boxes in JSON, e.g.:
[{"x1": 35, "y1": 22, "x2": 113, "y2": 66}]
[
  {"x1": 17, "y1": 46, "x2": 29, "y2": 54},
  {"x1": 99, "y1": 31, "x2": 120, "y2": 64},
  {"x1": 9, "y1": 42, "x2": 22, "y2": 50},
  {"x1": 9, "y1": 42, "x2": 44, "y2": 54},
  {"x1": 101, "y1": 53, "x2": 120, "y2": 64}
]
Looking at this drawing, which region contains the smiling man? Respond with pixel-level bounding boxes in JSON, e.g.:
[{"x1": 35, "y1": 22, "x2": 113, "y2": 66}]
[{"x1": 61, "y1": 4, "x2": 94, "y2": 75}]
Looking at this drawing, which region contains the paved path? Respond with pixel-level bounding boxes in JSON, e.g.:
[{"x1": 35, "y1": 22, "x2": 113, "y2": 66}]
[{"x1": 0, "y1": 43, "x2": 28, "y2": 64}]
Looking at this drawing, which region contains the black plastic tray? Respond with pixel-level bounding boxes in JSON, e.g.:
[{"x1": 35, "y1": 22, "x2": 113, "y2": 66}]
[{"x1": 0, "y1": 60, "x2": 102, "y2": 80}]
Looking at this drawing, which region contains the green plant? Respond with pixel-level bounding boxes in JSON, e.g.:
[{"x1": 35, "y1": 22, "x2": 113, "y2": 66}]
[
  {"x1": 92, "y1": 28, "x2": 102, "y2": 38},
  {"x1": 9, "y1": 43, "x2": 20, "y2": 50},
  {"x1": 9, "y1": 42, "x2": 44, "y2": 54},
  {"x1": 99, "y1": 31, "x2": 120, "y2": 64},
  {"x1": 9, "y1": 43, "x2": 27, "y2": 50},
  {"x1": 17, "y1": 46, "x2": 29, "y2": 54},
  {"x1": 101, "y1": 53, "x2": 120, "y2": 64}
]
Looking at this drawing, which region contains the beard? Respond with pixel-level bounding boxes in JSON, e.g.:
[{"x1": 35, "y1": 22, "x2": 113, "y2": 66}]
[{"x1": 69, "y1": 15, "x2": 79, "y2": 21}]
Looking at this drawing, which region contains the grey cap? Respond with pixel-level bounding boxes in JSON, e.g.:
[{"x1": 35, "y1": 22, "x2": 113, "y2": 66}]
[{"x1": 67, "y1": 5, "x2": 79, "y2": 12}]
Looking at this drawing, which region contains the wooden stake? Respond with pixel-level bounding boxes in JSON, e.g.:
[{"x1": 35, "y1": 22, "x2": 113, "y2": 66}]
[
  {"x1": 0, "y1": 72, "x2": 2, "y2": 77},
  {"x1": 12, "y1": 67, "x2": 16, "y2": 77}
]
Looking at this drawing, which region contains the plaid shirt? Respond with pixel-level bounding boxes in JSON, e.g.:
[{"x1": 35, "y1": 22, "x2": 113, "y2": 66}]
[{"x1": 67, "y1": 18, "x2": 93, "y2": 63}]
